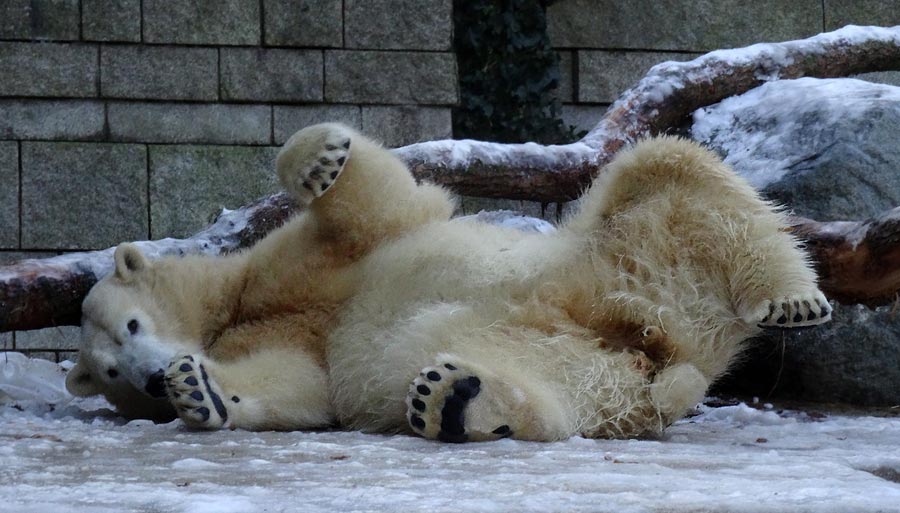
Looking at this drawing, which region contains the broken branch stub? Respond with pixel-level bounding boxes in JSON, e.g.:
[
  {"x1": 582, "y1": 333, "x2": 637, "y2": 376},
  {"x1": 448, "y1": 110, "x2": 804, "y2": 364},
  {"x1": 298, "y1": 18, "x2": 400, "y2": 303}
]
[{"x1": 790, "y1": 208, "x2": 900, "y2": 308}]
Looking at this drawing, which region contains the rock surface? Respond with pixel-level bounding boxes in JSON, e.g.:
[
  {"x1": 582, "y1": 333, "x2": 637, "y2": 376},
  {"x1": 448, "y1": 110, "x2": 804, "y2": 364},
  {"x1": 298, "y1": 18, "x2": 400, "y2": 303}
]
[
  {"x1": 693, "y1": 77, "x2": 900, "y2": 405},
  {"x1": 693, "y1": 77, "x2": 900, "y2": 221}
]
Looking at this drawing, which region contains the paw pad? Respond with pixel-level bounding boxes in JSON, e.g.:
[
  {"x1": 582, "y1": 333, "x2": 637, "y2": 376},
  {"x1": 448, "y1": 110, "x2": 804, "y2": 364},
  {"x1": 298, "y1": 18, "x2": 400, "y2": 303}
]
[
  {"x1": 165, "y1": 355, "x2": 229, "y2": 430},
  {"x1": 288, "y1": 132, "x2": 352, "y2": 204},
  {"x1": 406, "y1": 362, "x2": 511, "y2": 443}
]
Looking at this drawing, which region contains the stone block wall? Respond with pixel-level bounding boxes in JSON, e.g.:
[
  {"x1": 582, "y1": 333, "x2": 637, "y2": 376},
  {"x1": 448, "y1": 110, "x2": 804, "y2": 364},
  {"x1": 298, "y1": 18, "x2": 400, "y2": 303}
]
[
  {"x1": 0, "y1": 0, "x2": 456, "y2": 361},
  {"x1": 3, "y1": 0, "x2": 899, "y2": 360},
  {"x1": 549, "y1": 0, "x2": 900, "y2": 134}
]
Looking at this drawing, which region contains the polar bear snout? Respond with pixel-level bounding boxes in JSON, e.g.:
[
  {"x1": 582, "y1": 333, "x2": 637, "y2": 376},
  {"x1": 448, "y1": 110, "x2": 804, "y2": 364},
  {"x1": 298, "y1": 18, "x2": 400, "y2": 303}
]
[{"x1": 144, "y1": 369, "x2": 167, "y2": 398}]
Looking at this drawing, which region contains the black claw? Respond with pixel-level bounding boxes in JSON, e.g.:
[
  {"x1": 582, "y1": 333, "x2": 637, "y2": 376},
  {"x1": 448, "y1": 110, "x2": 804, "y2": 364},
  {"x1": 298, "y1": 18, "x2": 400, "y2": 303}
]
[
  {"x1": 232, "y1": 396, "x2": 240, "y2": 403},
  {"x1": 776, "y1": 315, "x2": 788, "y2": 324},
  {"x1": 807, "y1": 310, "x2": 818, "y2": 321},
  {"x1": 336, "y1": 156, "x2": 346, "y2": 166},
  {"x1": 190, "y1": 391, "x2": 204, "y2": 401},
  {"x1": 762, "y1": 303, "x2": 776, "y2": 323},
  {"x1": 410, "y1": 415, "x2": 426, "y2": 430},
  {"x1": 330, "y1": 171, "x2": 339, "y2": 179},
  {"x1": 184, "y1": 376, "x2": 198, "y2": 386},
  {"x1": 416, "y1": 384, "x2": 431, "y2": 396},
  {"x1": 444, "y1": 363, "x2": 457, "y2": 370},
  {"x1": 320, "y1": 182, "x2": 330, "y2": 192},
  {"x1": 342, "y1": 138, "x2": 350, "y2": 149},
  {"x1": 411, "y1": 398, "x2": 426, "y2": 412},
  {"x1": 793, "y1": 312, "x2": 803, "y2": 323},
  {"x1": 426, "y1": 371, "x2": 442, "y2": 382}
]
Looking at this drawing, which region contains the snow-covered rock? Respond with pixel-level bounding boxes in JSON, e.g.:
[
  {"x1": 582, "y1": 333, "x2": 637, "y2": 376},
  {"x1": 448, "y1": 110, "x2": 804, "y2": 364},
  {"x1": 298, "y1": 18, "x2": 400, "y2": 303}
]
[
  {"x1": 693, "y1": 77, "x2": 900, "y2": 221},
  {"x1": 693, "y1": 77, "x2": 900, "y2": 406}
]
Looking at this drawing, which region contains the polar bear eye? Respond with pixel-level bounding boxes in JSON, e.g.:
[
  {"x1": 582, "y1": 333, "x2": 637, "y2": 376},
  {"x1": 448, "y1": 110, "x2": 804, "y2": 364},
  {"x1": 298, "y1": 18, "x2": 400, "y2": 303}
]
[{"x1": 127, "y1": 319, "x2": 139, "y2": 335}]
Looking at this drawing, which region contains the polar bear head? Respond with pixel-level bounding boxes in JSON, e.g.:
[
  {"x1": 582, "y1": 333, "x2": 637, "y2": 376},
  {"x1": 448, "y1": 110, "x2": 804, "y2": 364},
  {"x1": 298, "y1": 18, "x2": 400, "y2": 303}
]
[{"x1": 65, "y1": 244, "x2": 199, "y2": 419}]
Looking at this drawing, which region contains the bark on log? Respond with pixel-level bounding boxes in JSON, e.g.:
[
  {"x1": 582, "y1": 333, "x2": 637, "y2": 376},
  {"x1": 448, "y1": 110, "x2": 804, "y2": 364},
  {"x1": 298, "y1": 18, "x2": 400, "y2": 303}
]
[
  {"x1": 2, "y1": 25, "x2": 900, "y2": 333},
  {"x1": 789, "y1": 208, "x2": 900, "y2": 308},
  {"x1": 0, "y1": 194, "x2": 298, "y2": 331}
]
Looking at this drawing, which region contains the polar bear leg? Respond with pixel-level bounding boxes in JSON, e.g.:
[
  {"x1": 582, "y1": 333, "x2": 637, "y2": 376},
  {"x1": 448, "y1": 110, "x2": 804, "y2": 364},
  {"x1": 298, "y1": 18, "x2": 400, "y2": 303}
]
[
  {"x1": 567, "y1": 136, "x2": 831, "y2": 330},
  {"x1": 165, "y1": 348, "x2": 333, "y2": 431},
  {"x1": 401, "y1": 344, "x2": 675, "y2": 442},
  {"x1": 276, "y1": 123, "x2": 455, "y2": 254}
]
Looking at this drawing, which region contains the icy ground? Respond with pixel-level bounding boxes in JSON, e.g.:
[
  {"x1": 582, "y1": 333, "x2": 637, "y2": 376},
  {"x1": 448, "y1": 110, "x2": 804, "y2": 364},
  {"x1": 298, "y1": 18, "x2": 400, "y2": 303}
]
[{"x1": 1, "y1": 354, "x2": 899, "y2": 513}]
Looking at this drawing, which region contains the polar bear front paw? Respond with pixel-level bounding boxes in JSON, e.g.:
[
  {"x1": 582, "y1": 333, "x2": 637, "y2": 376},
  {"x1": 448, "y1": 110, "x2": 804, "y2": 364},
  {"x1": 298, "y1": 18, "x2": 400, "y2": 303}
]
[
  {"x1": 748, "y1": 290, "x2": 833, "y2": 328},
  {"x1": 279, "y1": 126, "x2": 351, "y2": 205},
  {"x1": 165, "y1": 355, "x2": 230, "y2": 430},
  {"x1": 406, "y1": 361, "x2": 519, "y2": 443}
]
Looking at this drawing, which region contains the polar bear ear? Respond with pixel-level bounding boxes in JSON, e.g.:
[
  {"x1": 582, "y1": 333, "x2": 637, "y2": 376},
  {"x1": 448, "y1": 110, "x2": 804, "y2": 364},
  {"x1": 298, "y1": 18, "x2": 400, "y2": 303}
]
[
  {"x1": 65, "y1": 361, "x2": 102, "y2": 397},
  {"x1": 113, "y1": 243, "x2": 148, "y2": 282}
]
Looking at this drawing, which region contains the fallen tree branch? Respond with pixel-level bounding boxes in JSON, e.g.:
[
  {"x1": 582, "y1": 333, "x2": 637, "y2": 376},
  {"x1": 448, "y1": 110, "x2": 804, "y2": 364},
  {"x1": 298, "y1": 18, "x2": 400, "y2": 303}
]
[
  {"x1": 3, "y1": 205, "x2": 900, "y2": 332},
  {"x1": 0, "y1": 194, "x2": 298, "y2": 331},
  {"x1": 400, "y1": 25, "x2": 900, "y2": 202},
  {"x1": 2, "y1": 25, "x2": 900, "y2": 332},
  {"x1": 789, "y1": 208, "x2": 900, "y2": 308}
]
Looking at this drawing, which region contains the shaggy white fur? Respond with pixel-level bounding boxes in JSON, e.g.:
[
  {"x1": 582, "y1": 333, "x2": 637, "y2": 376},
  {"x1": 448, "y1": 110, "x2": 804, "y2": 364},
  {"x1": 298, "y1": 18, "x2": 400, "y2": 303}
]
[{"x1": 66, "y1": 123, "x2": 830, "y2": 441}]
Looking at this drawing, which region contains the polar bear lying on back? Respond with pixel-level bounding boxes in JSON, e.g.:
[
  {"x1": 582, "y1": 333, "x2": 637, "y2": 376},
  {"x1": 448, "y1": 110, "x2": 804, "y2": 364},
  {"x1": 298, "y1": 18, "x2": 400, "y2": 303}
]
[{"x1": 66, "y1": 123, "x2": 831, "y2": 441}]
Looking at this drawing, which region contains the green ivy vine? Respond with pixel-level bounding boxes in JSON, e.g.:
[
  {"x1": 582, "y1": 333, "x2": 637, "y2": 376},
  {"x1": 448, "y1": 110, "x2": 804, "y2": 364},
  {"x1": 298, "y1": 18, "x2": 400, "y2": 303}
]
[{"x1": 452, "y1": 0, "x2": 583, "y2": 144}]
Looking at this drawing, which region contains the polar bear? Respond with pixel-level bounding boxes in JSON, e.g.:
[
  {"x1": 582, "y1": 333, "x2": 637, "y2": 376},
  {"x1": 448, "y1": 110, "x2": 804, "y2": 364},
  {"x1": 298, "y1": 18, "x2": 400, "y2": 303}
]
[{"x1": 66, "y1": 123, "x2": 831, "y2": 441}]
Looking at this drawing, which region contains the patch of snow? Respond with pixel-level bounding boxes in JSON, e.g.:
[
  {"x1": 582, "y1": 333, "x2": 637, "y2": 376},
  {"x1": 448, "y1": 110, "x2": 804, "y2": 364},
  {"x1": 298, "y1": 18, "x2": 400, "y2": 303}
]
[
  {"x1": 456, "y1": 211, "x2": 557, "y2": 234},
  {"x1": 1, "y1": 354, "x2": 899, "y2": 512},
  {"x1": 0, "y1": 352, "x2": 72, "y2": 407}
]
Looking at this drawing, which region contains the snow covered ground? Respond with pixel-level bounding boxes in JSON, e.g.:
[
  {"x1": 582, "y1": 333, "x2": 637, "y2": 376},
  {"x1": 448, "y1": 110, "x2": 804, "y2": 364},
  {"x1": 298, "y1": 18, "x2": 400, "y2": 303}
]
[{"x1": 1, "y1": 354, "x2": 898, "y2": 513}]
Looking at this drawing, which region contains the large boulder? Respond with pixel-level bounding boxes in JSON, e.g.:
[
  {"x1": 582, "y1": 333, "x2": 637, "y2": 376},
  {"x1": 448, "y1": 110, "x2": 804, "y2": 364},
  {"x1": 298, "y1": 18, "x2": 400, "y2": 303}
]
[
  {"x1": 693, "y1": 77, "x2": 900, "y2": 221},
  {"x1": 692, "y1": 77, "x2": 900, "y2": 406}
]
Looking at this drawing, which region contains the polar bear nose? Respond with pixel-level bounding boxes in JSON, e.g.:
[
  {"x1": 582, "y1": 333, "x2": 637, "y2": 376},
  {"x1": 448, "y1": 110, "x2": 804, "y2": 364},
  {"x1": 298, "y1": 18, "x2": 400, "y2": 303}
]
[{"x1": 144, "y1": 369, "x2": 167, "y2": 398}]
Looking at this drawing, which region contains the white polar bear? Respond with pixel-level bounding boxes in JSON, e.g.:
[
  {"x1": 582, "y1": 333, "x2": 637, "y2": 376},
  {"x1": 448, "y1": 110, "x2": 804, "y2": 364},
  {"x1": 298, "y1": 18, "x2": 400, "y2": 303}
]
[{"x1": 66, "y1": 123, "x2": 831, "y2": 441}]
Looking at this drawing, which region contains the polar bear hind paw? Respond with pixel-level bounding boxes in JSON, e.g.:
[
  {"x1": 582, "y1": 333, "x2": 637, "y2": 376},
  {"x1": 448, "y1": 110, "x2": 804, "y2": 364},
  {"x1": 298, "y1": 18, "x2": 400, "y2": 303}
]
[
  {"x1": 406, "y1": 361, "x2": 518, "y2": 443},
  {"x1": 165, "y1": 355, "x2": 230, "y2": 430},
  {"x1": 283, "y1": 127, "x2": 351, "y2": 204},
  {"x1": 749, "y1": 290, "x2": 833, "y2": 328}
]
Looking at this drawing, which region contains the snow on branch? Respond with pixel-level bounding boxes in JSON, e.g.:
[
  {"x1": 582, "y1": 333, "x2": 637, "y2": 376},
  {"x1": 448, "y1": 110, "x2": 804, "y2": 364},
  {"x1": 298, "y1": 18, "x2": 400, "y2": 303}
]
[
  {"x1": 399, "y1": 25, "x2": 900, "y2": 203},
  {"x1": 2, "y1": 25, "x2": 900, "y2": 333},
  {"x1": 0, "y1": 194, "x2": 298, "y2": 331}
]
